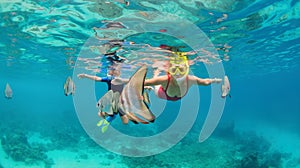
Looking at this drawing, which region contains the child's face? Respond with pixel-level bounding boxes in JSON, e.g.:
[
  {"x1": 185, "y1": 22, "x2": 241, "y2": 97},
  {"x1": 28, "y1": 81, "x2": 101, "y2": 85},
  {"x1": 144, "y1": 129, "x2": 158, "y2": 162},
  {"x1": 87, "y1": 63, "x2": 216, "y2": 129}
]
[{"x1": 108, "y1": 69, "x2": 120, "y2": 76}]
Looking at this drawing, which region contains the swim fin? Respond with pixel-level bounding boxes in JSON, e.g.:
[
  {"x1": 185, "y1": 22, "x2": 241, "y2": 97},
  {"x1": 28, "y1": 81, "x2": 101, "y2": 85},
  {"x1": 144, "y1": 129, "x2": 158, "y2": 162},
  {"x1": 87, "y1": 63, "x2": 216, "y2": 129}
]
[
  {"x1": 97, "y1": 120, "x2": 104, "y2": 127},
  {"x1": 97, "y1": 119, "x2": 110, "y2": 133}
]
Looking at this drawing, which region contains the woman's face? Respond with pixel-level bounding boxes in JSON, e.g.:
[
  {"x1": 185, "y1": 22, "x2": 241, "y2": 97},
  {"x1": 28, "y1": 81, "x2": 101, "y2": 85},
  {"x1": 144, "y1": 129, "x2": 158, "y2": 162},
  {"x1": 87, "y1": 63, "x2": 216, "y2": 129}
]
[{"x1": 168, "y1": 62, "x2": 189, "y2": 78}]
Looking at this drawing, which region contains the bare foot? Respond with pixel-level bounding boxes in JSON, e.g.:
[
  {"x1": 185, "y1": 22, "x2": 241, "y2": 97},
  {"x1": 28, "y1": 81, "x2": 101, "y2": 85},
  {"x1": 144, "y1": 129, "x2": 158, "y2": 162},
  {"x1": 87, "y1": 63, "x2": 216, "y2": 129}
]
[
  {"x1": 98, "y1": 112, "x2": 106, "y2": 119},
  {"x1": 121, "y1": 115, "x2": 129, "y2": 124}
]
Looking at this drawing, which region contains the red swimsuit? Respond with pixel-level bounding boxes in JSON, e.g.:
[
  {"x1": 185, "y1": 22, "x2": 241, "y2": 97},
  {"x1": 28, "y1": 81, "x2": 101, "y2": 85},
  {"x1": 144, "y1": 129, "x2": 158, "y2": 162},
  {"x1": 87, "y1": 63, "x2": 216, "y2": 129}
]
[{"x1": 157, "y1": 74, "x2": 189, "y2": 101}]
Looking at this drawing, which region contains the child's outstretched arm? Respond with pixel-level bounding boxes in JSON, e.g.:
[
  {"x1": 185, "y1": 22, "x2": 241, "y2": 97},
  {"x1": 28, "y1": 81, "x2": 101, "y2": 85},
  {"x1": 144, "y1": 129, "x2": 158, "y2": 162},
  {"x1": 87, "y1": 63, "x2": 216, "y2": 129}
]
[
  {"x1": 111, "y1": 77, "x2": 129, "y2": 85},
  {"x1": 77, "y1": 74, "x2": 103, "y2": 82}
]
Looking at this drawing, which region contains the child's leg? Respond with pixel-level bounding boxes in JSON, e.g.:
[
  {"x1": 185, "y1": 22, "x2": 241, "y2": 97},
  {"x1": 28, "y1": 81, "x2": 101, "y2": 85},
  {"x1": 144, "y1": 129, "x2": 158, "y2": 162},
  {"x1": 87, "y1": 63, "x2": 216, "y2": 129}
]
[
  {"x1": 98, "y1": 112, "x2": 106, "y2": 118},
  {"x1": 105, "y1": 114, "x2": 116, "y2": 123},
  {"x1": 118, "y1": 109, "x2": 129, "y2": 124},
  {"x1": 119, "y1": 113, "x2": 128, "y2": 124}
]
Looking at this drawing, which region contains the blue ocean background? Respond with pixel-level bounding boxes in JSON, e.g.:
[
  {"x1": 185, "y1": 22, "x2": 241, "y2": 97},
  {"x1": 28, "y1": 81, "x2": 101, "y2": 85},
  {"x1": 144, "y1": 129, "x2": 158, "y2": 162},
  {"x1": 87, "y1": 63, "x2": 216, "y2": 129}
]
[{"x1": 0, "y1": 0, "x2": 300, "y2": 167}]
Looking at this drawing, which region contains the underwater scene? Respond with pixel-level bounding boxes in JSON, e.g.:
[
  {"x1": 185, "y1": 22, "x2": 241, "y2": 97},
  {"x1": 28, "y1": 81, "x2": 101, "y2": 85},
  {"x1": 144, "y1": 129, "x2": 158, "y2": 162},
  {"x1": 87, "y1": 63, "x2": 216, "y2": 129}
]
[{"x1": 0, "y1": 0, "x2": 300, "y2": 167}]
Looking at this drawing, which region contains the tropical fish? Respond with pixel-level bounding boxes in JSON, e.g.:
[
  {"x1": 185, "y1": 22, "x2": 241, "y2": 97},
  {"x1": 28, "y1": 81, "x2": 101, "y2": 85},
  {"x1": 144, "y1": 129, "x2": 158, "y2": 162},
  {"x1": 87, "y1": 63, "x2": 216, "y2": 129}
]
[
  {"x1": 96, "y1": 65, "x2": 154, "y2": 125},
  {"x1": 96, "y1": 90, "x2": 120, "y2": 116},
  {"x1": 64, "y1": 76, "x2": 75, "y2": 96},
  {"x1": 118, "y1": 65, "x2": 155, "y2": 124},
  {"x1": 221, "y1": 75, "x2": 231, "y2": 98},
  {"x1": 96, "y1": 90, "x2": 119, "y2": 133},
  {"x1": 4, "y1": 83, "x2": 13, "y2": 99}
]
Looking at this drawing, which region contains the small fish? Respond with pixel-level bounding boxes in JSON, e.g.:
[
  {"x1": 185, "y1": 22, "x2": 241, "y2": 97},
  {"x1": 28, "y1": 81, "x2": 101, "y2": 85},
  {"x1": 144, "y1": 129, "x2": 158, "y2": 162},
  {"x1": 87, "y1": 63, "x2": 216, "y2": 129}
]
[
  {"x1": 96, "y1": 90, "x2": 120, "y2": 116},
  {"x1": 96, "y1": 90, "x2": 120, "y2": 133},
  {"x1": 4, "y1": 83, "x2": 13, "y2": 99},
  {"x1": 221, "y1": 75, "x2": 231, "y2": 98},
  {"x1": 64, "y1": 76, "x2": 75, "y2": 96}
]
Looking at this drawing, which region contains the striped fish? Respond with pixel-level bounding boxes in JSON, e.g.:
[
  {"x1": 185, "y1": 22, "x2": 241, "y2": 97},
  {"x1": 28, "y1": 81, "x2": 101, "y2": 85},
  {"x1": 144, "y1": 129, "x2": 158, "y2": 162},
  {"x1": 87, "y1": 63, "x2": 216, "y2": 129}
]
[
  {"x1": 97, "y1": 90, "x2": 120, "y2": 116},
  {"x1": 119, "y1": 65, "x2": 155, "y2": 124},
  {"x1": 64, "y1": 76, "x2": 75, "y2": 96}
]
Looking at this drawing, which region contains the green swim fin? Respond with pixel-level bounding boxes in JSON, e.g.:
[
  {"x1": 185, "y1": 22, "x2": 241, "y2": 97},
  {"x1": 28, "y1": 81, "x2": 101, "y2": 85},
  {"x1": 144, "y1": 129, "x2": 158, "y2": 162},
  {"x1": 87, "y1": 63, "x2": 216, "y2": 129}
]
[
  {"x1": 97, "y1": 120, "x2": 104, "y2": 127},
  {"x1": 97, "y1": 119, "x2": 110, "y2": 133}
]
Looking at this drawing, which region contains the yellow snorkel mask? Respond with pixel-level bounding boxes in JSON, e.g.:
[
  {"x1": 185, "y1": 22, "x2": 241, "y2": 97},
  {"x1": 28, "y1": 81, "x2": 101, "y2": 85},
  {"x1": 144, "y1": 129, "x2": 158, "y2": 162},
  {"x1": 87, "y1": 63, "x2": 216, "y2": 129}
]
[{"x1": 168, "y1": 53, "x2": 189, "y2": 76}]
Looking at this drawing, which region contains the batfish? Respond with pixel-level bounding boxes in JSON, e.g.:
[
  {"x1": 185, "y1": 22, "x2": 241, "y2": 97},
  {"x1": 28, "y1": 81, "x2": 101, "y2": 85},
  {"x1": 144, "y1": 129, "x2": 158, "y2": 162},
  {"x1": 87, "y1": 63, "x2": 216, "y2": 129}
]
[
  {"x1": 96, "y1": 90, "x2": 120, "y2": 116},
  {"x1": 221, "y1": 75, "x2": 231, "y2": 98},
  {"x1": 5, "y1": 83, "x2": 13, "y2": 99},
  {"x1": 64, "y1": 76, "x2": 75, "y2": 96},
  {"x1": 118, "y1": 65, "x2": 155, "y2": 124}
]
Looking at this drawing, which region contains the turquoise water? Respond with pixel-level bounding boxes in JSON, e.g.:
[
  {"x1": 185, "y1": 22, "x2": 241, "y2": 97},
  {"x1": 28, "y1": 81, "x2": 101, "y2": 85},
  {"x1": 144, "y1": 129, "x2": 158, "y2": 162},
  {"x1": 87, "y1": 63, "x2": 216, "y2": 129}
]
[{"x1": 1, "y1": 0, "x2": 300, "y2": 167}]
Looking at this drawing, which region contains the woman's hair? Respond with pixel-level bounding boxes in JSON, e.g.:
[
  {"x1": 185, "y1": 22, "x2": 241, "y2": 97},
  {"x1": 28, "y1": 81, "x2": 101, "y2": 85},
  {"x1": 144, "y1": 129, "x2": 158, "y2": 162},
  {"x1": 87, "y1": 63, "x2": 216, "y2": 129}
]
[{"x1": 169, "y1": 55, "x2": 188, "y2": 66}]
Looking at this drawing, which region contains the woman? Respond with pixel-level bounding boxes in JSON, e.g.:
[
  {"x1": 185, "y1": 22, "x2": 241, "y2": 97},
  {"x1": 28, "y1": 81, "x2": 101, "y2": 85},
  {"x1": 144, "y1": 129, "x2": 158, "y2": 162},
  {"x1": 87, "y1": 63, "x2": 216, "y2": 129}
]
[{"x1": 144, "y1": 55, "x2": 222, "y2": 101}]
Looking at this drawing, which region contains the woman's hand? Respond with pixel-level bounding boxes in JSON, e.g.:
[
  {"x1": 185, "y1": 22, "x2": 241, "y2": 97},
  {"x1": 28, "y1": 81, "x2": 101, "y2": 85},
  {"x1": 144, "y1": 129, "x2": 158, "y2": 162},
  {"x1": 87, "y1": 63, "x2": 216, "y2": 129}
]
[{"x1": 211, "y1": 78, "x2": 222, "y2": 83}]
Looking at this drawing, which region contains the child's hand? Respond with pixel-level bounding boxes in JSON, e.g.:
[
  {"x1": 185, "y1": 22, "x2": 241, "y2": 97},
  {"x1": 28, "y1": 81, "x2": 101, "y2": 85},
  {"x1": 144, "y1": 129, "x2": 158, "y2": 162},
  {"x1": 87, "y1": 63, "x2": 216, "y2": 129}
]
[{"x1": 77, "y1": 74, "x2": 86, "y2": 79}]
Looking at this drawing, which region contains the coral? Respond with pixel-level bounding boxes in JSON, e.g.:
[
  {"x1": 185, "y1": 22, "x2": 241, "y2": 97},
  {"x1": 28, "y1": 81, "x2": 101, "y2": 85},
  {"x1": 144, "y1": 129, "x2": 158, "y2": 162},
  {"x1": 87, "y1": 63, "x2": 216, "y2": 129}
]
[
  {"x1": 236, "y1": 131, "x2": 289, "y2": 168},
  {"x1": 240, "y1": 152, "x2": 259, "y2": 168},
  {"x1": 237, "y1": 131, "x2": 271, "y2": 154},
  {"x1": 1, "y1": 132, "x2": 53, "y2": 167},
  {"x1": 239, "y1": 150, "x2": 286, "y2": 168}
]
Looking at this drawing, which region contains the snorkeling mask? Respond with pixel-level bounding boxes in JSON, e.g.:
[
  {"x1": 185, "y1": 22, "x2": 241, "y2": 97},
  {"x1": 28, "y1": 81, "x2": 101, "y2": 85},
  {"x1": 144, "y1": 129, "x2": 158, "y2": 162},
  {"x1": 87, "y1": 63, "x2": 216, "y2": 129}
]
[{"x1": 168, "y1": 54, "x2": 189, "y2": 76}]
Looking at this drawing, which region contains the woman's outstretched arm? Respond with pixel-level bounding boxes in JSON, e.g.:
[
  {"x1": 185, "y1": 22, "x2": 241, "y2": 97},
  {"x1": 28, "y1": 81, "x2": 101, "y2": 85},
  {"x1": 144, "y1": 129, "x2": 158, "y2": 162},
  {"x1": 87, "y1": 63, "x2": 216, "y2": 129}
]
[
  {"x1": 189, "y1": 75, "x2": 222, "y2": 86},
  {"x1": 144, "y1": 75, "x2": 168, "y2": 86}
]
